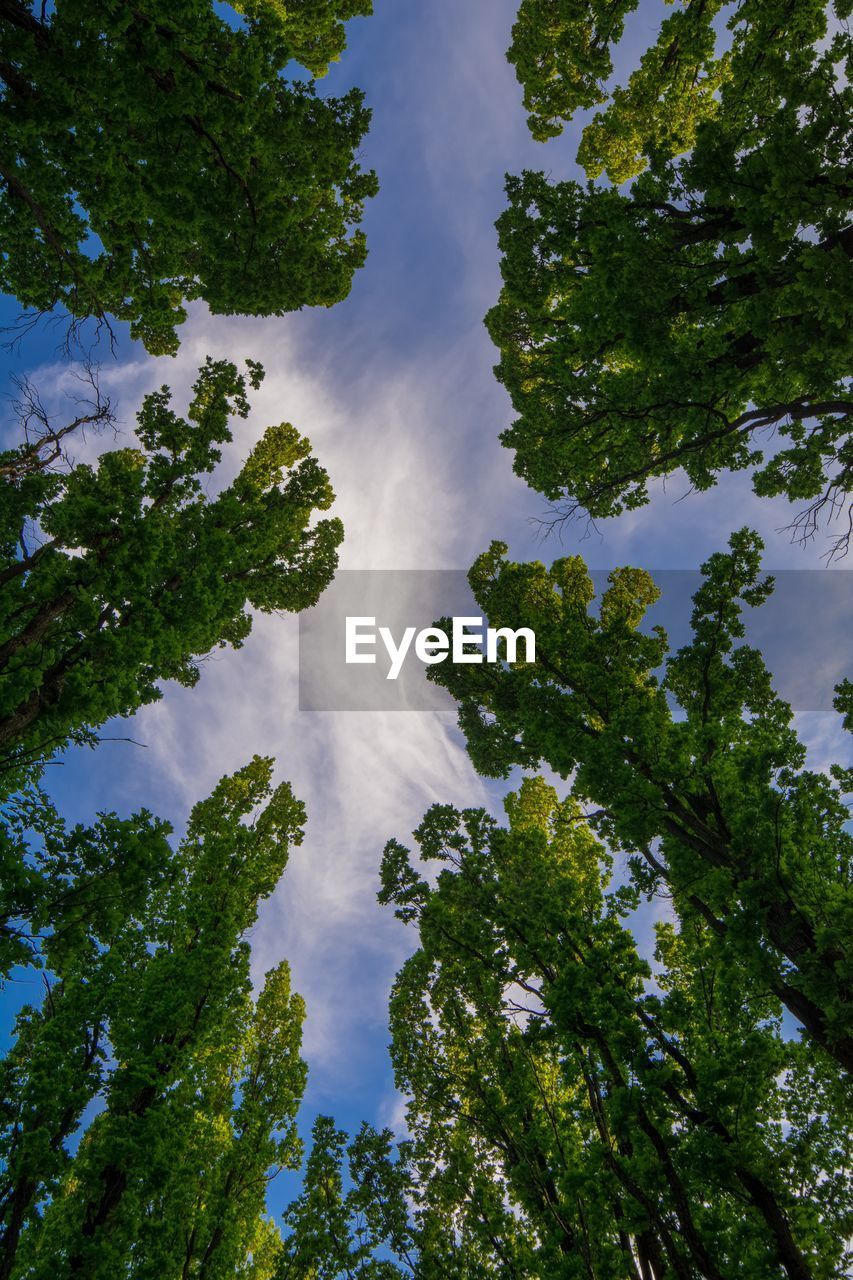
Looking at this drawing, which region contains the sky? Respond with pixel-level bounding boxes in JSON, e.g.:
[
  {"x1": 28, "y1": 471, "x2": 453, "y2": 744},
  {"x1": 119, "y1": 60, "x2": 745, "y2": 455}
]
[{"x1": 1, "y1": 0, "x2": 850, "y2": 1220}]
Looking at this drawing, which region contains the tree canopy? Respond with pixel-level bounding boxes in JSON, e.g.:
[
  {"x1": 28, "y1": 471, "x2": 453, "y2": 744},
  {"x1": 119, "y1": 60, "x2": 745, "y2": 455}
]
[
  {"x1": 0, "y1": 356, "x2": 342, "y2": 782},
  {"x1": 0, "y1": 0, "x2": 378, "y2": 354},
  {"x1": 506, "y1": 0, "x2": 848, "y2": 178},
  {"x1": 0, "y1": 2, "x2": 849, "y2": 1275},
  {"x1": 278, "y1": 1116, "x2": 415, "y2": 1279},
  {"x1": 428, "y1": 530, "x2": 853, "y2": 1076},
  {"x1": 493, "y1": 0, "x2": 852, "y2": 553},
  {"x1": 374, "y1": 776, "x2": 851, "y2": 1278},
  {"x1": 0, "y1": 756, "x2": 308, "y2": 1279},
  {"x1": 271, "y1": 768, "x2": 851, "y2": 1278}
]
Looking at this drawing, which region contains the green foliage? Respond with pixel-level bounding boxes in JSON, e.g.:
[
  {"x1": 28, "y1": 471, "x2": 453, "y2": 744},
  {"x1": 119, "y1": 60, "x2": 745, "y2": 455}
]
[
  {"x1": 507, "y1": 0, "x2": 642, "y2": 144},
  {"x1": 0, "y1": 757, "x2": 308, "y2": 1279},
  {"x1": 495, "y1": 2, "x2": 852, "y2": 549},
  {"x1": 276, "y1": 772, "x2": 852, "y2": 1277},
  {"x1": 0, "y1": 783, "x2": 174, "y2": 976},
  {"x1": 0, "y1": 357, "x2": 342, "y2": 781},
  {"x1": 278, "y1": 1117, "x2": 412, "y2": 1279},
  {"x1": 507, "y1": 0, "x2": 844, "y2": 179},
  {"x1": 428, "y1": 530, "x2": 853, "y2": 1075},
  {"x1": 275, "y1": 745, "x2": 851, "y2": 1277},
  {"x1": 375, "y1": 778, "x2": 851, "y2": 1277},
  {"x1": 236, "y1": 0, "x2": 374, "y2": 78},
  {"x1": 0, "y1": 0, "x2": 377, "y2": 353}
]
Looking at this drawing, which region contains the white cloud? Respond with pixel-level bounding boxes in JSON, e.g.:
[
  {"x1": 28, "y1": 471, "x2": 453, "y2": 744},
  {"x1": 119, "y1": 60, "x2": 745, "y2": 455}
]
[{"x1": 85, "y1": 307, "x2": 494, "y2": 1101}]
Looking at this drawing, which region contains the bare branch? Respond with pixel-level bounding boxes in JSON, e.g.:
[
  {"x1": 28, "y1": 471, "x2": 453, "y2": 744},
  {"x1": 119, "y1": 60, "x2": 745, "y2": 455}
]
[{"x1": 1, "y1": 363, "x2": 116, "y2": 484}]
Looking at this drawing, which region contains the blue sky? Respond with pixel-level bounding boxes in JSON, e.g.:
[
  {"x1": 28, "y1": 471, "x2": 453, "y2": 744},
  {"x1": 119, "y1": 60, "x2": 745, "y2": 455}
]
[{"x1": 1, "y1": 0, "x2": 850, "y2": 1223}]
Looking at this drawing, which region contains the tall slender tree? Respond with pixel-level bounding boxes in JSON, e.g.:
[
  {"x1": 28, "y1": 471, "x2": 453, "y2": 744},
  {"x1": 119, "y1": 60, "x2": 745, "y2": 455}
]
[
  {"x1": 428, "y1": 531, "x2": 853, "y2": 1074},
  {"x1": 0, "y1": 756, "x2": 308, "y2": 1279},
  {"x1": 0, "y1": 357, "x2": 342, "y2": 782},
  {"x1": 278, "y1": 1116, "x2": 414, "y2": 1280},
  {"x1": 376, "y1": 777, "x2": 850, "y2": 1278},
  {"x1": 276, "y1": 773, "x2": 850, "y2": 1277}
]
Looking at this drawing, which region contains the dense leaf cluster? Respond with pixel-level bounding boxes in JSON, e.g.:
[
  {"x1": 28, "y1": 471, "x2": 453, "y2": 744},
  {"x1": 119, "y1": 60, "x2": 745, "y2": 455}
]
[
  {"x1": 494, "y1": 0, "x2": 852, "y2": 552},
  {"x1": 0, "y1": 358, "x2": 342, "y2": 781},
  {"x1": 377, "y1": 778, "x2": 850, "y2": 1277},
  {"x1": 429, "y1": 531, "x2": 853, "y2": 1074},
  {"x1": 0, "y1": 0, "x2": 377, "y2": 353},
  {"x1": 0, "y1": 758, "x2": 308, "y2": 1278}
]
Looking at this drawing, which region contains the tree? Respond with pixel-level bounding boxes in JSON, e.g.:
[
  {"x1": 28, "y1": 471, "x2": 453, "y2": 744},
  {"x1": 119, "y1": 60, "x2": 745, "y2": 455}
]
[
  {"x1": 0, "y1": 774, "x2": 176, "y2": 979},
  {"x1": 0, "y1": 790, "x2": 177, "y2": 1276},
  {"x1": 375, "y1": 777, "x2": 850, "y2": 1278},
  {"x1": 278, "y1": 1114, "x2": 503, "y2": 1279},
  {"x1": 506, "y1": 0, "x2": 830, "y2": 172},
  {"x1": 277, "y1": 1116, "x2": 413, "y2": 1280},
  {"x1": 275, "y1": 770, "x2": 851, "y2": 1278},
  {"x1": 493, "y1": 0, "x2": 852, "y2": 553},
  {"x1": 0, "y1": 356, "x2": 342, "y2": 781},
  {"x1": 0, "y1": 756, "x2": 308, "y2": 1279},
  {"x1": 427, "y1": 531, "x2": 853, "y2": 1075},
  {"x1": 0, "y1": 0, "x2": 378, "y2": 354}
]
